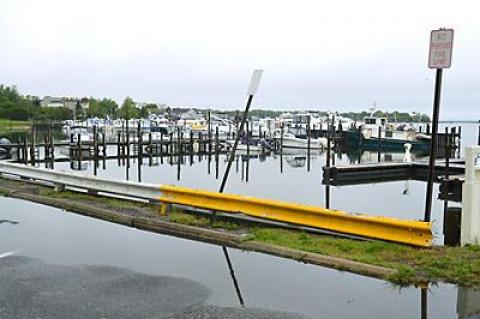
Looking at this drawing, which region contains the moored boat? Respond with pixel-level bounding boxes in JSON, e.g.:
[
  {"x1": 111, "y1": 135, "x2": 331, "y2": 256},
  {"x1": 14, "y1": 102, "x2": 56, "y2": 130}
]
[{"x1": 343, "y1": 116, "x2": 430, "y2": 152}]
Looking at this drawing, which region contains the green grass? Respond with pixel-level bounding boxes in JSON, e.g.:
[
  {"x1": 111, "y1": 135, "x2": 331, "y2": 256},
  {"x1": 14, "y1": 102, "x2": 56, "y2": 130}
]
[
  {"x1": 386, "y1": 265, "x2": 417, "y2": 286},
  {"x1": 169, "y1": 210, "x2": 240, "y2": 230},
  {"x1": 247, "y1": 228, "x2": 480, "y2": 287},
  {"x1": 39, "y1": 189, "x2": 157, "y2": 216},
  {"x1": 0, "y1": 119, "x2": 32, "y2": 131},
  {"x1": 169, "y1": 211, "x2": 210, "y2": 227}
]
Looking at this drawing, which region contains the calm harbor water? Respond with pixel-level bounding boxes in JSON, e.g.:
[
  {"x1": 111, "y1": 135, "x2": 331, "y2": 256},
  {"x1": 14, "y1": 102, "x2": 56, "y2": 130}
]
[{"x1": 1, "y1": 122, "x2": 478, "y2": 317}]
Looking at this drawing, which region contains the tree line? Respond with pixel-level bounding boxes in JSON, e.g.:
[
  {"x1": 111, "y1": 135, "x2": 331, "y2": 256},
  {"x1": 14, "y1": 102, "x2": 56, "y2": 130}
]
[
  {"x1": 0, "y1": 85, "x2": 162, "y2": 121},
  {"x1": 0, "y1": 84, "x2": 431, "y2": 122},
  {"x1": 340, "y1": 110, "x2": 431, "y2": 122}
]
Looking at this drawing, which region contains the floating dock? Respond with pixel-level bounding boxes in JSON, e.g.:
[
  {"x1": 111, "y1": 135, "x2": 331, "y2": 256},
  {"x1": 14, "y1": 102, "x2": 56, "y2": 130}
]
[{"x1": 323, "y1": 159, "x2": 465, "y2": 185}]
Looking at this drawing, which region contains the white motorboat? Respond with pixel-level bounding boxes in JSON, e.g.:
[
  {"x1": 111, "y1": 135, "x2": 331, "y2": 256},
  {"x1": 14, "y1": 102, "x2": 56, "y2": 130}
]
[
  {"x1": 70, "y1": 126, "x2": 93, "y2": 143},
  {"x1": 278, "y1": 132, "x2": 328, "y2": 150}
]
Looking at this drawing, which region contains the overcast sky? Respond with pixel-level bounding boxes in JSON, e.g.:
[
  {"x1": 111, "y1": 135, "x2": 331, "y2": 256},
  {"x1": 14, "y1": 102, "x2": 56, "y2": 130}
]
[{"x1": 0, "y1": 0, "x2": 479, "y2": 119}]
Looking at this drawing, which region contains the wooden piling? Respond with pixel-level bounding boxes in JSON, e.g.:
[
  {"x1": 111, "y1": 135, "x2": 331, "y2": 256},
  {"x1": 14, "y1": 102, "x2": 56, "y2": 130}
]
[
  {"x1": 93, "y1": 126, "x2": 98, "y2": 176},
  {"x1": 326, "y1": 118, "x2": 331, "y2": 168},
  {"x1": 208, "y1": 110, "x2": 212, "y2": 153},
  {"x1": 280, "y1": 123, "x2": 284, "y2": 152},
  {"x1": 24, "y1": 137, "x2": 28, "y2": 164},
  {"x1": 215, "y1": 126, "x2": 219, "y2": 179},
  {"x1": 377, "y1": 126, "x2": 382, "y2": 162},
  {"x1": 50, "y1": 126, "x2": 55, "y2": 163},
  {"x1": 16, "y1": 137, "x2": 21, "y2": 161},
  {"x1": 307, "y1": 117, "x2": 311, "y2": 172},
  {"x1": 246, "y1": 120, "x2": 250, "y2": 155},
  {"x1": 148, "y1": 132, "x2": 153, "y2": 166},
  {"x1": 30, "y1": 125, "x2": 36, "y2": 166}
]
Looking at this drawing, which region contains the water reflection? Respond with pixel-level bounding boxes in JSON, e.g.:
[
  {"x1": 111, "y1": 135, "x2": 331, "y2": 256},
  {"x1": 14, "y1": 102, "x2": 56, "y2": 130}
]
[
  {"x1": 222, "y1": 246, "x2": 245, "y2": 307},
  {"x1": 2, "y1": 196, "x2": 480, "y2": 318}
]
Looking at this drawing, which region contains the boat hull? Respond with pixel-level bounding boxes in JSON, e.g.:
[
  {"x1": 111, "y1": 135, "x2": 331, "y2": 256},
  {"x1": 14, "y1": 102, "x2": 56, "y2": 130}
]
[{"x1": 343, "y1": 129, "x2": 430, "y2": 152}]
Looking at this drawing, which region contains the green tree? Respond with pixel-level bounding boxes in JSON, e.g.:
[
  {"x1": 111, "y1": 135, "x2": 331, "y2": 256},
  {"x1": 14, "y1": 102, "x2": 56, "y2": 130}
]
[
  {"x1": 75, "y1": 101, "x2": 84, "y2": 120},
  {"x1": 139, "y1": 103, "x2": 158, "y2": 118},
  {"x1": 0, "y1": 85, "x2": 35, "y2": 120},
  {"x1": 87, "y1": 98, "x2": 101, "y2": 117},
  {"x1": 99, "y1": 98, "x2": 118, "y2": 118},
  {"x1": 117, "y1": 97, "x2": 139, "y2": 119},
  {"x1": 87, "y1": 97, "x2": 118, "y2": 118}
]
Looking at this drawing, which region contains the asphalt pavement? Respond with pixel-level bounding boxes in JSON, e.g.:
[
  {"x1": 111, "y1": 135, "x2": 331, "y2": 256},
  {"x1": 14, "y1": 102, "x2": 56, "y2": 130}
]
[{"x1": 0, "y1": 255, "x2": 306, "y2": 319}]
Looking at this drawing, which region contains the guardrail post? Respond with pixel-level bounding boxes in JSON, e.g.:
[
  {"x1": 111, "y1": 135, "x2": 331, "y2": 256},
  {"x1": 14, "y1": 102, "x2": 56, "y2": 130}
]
[
  {"x1": 461, "y1": 146, "x2": 480, "y2": 245},
  {"x1": 160, "y1": 203, "x2": 172, "y2": 218},
  {"x1": 54, "y1": 183, "x2": 65, "y2": 192}
]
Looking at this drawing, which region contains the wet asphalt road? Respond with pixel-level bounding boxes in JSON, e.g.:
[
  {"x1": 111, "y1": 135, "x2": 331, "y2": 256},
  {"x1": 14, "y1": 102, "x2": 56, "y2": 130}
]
[{"x1": 0, "y1": 256, "x2": 306, "y2": 319}]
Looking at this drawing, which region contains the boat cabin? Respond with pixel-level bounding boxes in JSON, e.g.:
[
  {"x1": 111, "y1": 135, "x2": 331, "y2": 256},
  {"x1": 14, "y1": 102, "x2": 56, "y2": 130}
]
[{"x1": 363, "y1": 117, "x2": 388, "y2": 127}]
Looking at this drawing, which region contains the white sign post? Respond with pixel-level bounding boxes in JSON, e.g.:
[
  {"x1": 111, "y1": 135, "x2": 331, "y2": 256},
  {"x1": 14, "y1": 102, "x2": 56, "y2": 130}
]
[{"x1": 424, "y1": 29, "x2": 454, "y2": 222}]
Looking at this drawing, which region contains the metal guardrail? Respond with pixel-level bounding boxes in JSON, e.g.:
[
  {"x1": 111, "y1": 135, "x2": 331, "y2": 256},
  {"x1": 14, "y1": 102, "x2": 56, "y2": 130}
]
[
  {"x1": 159, "y1": 185, "x2": 432, "y2": 246},
  {"x1": 0, "y1": 162, "x2": 432, "y2": 246},
  {"x1": 0, "y1": 162, "x2": 161, "y2": 201}
]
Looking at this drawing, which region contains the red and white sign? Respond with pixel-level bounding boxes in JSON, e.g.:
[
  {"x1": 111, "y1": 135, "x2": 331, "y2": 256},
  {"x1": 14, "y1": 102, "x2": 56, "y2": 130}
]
[{"x1": 428, "y1": 29, "x2": 454, "y2": 69}]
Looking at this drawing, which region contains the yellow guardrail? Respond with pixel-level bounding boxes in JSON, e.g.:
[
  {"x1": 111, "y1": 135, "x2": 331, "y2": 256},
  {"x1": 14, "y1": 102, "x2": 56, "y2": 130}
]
[{"x1": 159, "y1": 185, "x2": 432, "y2": 247}]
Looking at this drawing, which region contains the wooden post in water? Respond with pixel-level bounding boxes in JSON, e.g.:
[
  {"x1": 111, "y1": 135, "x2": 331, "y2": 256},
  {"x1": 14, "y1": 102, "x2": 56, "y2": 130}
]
[
  {"x1": 30, "y1": 124, "x2": 36, "y2": 166},
  {"x1": 377, "y1": 126, "x2": 382, "y2": 163},
  {"x1": 138, "y1": 124, "x2": 143, "y2": 182},
  {"x1": 450, "y1": 127, "x2": 456, "y2": 158},
  {"x1": 16, "y1": 137, "x2": 21, "y2": 162},
  {"x1": 116, "y1": 131, "x2": 121, "y2": 157},
  {"x1": 189, "y1": 130, "x2": 194, "y2": 153},
  {"x1": 102, "y1": 132, "x2": 106, "y2": 158},
  {"x1": 101, "y1": 132, "x2": 106, "y2": 169},
  {"x1": 121, "y1": 121, "x2": 125, "y2": 165},
  {"x1": 93, "y1": 125, "x2": 98, "y2": 176},
  {"x1": 208, "y1": 110, "x2": 212, "y2": 153},
  {"x1": 43, "y1": 133, "x2": 48, "y2": 167},
  {"x1": 326, "y1": 117, "x2": 331, "y2": 168},
  {"x1": 137, "y1": 122, "x2": 143, "y2": 159},
  {"x1": 457, "y1": 125, "x2": 461, "y2": 153},
  {"x1": 307, "y1": 117, "x2": 311, "y2": 172},
  {"x1": 246, "y1": 120, "x2": 250, "y2": 155},
  {"x1": 160, "y1": 133, "x2": 165, "y2": 165},
  {"x1": 50, "y1": 125, "x2": 55, "y2": 164},
  {"x1": 177, "y1": 128, "x2": 183, "y2": 181},
  {"x1": 160, "y1": 132, "x2": 164, "y2": 156},
  {"x1": 148, "y1": 132, "x2": 153, "y2": 166},
  {"x1": 215, "y1": 126, "x2": 219, "y2": 179},
  {"x1": 24, "y1": 137, "x2": 29, "y2": 164},
  {"x1": 126, "y1": 120, "x2": 130, "y2": 170},
  {"x1": 280, "y1": 123, "x2": 284, "y2": 173},
  {"x1": 280, "y1": 122, "x2": 284, "y2": 152},
  {"x1": 198, "y1": 132, "x2": 203, "y2": 154}
]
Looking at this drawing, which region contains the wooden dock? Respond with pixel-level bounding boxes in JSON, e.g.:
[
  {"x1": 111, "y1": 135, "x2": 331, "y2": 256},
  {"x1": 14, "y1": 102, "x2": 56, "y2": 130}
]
[{"x1": 323, "y1": 159, "x2": 465, "y2": 186}]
